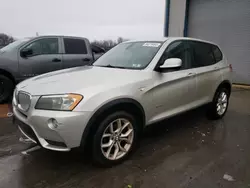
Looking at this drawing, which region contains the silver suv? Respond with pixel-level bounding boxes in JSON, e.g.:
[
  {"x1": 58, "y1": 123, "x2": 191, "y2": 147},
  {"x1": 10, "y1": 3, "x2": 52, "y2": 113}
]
[{"x1": 13, "y1": 37, "x2": 232, "y2": 166}]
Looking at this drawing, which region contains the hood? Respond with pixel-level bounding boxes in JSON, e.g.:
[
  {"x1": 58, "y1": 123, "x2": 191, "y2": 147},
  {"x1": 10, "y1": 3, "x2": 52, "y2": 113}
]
[
  {"x1": 0, "y1": 50, "x2": 8, "y2": 58},
  {"x1": 17, "y1": 66, "x2": 151, "y2": 95}
]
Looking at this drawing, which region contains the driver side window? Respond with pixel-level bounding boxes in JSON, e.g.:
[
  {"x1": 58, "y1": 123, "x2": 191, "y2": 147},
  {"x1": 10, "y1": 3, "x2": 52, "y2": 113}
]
[
  {"x1": 23, "y1": 38, "x2": 59, "y2": 56},
  {"x1": 159, "y1": 41, "x2": 192, "y2": 70}
]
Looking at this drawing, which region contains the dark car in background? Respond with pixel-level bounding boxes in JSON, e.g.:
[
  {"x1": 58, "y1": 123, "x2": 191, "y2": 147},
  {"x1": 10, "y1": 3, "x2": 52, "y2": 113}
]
[{"x1": 0, "y1": 35, "x2": 105, "y2": 103}]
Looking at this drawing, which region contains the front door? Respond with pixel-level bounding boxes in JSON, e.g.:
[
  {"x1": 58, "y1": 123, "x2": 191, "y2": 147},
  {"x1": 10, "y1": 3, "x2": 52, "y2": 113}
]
[
  {"x1": 149, "y1": 40, "x2": 197, "y2": 124},
  {"x1": 18, "y1": 37, "x2": 62, "y2": 80}
]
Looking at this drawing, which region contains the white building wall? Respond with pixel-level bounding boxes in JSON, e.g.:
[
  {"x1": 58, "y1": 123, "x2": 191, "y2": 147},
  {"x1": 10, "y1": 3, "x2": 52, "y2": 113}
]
[{"x1": 168, "y1": 0, "x2": 187, "y2": 37}]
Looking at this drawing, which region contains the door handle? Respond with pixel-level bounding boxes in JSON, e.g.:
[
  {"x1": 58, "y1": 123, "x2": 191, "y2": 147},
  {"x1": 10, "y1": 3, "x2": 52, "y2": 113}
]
[
  {"x1": 187, "y1": 72, "x2": 195, "y2": 77},
  {"x1": 82, "y1": 58, "x2": 91, "y2": 62},
  {"x1": 52, "y1": 58, "x2": 61, "y2": 62}
]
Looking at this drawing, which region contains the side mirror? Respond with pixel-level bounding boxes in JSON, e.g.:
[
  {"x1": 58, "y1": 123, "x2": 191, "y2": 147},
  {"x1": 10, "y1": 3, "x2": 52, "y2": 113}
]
[
  {"x1": 159, "y1": 58, "x2": 182, "y2": 69},
  {"x1": 21, "y1": 48, "x2": 33, "y2": 57}
]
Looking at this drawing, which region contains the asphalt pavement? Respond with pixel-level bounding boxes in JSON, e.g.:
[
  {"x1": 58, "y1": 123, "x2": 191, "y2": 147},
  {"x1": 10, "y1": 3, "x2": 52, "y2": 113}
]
[{"x1": 0, "y1": 89, "x2": 249, "y2": 188}]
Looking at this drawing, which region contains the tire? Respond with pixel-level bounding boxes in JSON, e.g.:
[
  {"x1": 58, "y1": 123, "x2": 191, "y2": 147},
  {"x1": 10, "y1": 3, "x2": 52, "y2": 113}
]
[
  {"x1": 92, "y1": 111, "x2": 139, "y2": 167},
  {"x1": 207, "y1": 87, "x2": 230, "y2": 120},
  {"x1": 0, "y1": 75, "x2": 14, "y2": 103}
]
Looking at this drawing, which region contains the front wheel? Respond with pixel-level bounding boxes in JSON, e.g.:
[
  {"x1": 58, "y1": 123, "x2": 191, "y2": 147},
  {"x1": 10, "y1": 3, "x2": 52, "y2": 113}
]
[
  {"x1": 0, "y1": 75, "x2": 14, "y2": 103},
  {"x1": 207, "y1": 87, "x2": 229, "y2": 119},
  {"x1": 92, "y1": 111, "x2": 139, "y2": 166}
]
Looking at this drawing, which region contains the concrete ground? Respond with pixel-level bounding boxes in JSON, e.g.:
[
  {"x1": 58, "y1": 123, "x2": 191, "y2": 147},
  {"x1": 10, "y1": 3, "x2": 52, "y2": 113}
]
[{"x1": 0, "y1": 89, "x2": 249, "y2": 188}]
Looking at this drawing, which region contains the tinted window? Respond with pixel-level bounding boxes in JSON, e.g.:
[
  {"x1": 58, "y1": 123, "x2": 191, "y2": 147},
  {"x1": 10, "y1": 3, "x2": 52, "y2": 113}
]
[
  {"x1": 190, "y1": 41, "x2": 215, "y2": 67},
  {"x1": 24, "y1": 38, "x2": 59, "y2": 56},
  {"x1": 159, "y1": 41, "x2": 192, "y2": 70},
  {"x1": 212, "y1": 45, "x2": 223, "y2": 62},
  {"x1": 64, "y1": 38, "x2": 87, "y2": 54}
]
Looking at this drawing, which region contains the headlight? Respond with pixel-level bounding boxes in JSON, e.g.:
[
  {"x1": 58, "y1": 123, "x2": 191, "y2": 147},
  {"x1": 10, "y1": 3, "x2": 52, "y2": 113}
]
[{"x1": 35, "y1": 94, "x2": 83, "y2": 111}]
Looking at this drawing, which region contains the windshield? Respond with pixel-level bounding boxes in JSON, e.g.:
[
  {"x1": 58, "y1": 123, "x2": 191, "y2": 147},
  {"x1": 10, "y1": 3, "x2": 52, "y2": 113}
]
[
  {"x1": 93, "y1": 41, "x2": 162, "y2": 69},
  {"x1": 0, "y1": 38, "x2": 30, "y2": 52}
]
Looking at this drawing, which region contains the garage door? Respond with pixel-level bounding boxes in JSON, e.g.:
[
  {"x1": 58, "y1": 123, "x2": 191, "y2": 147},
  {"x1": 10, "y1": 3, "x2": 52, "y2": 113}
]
[{"x1": 187, "y1": 0, "x2": 250, "y2": 84}]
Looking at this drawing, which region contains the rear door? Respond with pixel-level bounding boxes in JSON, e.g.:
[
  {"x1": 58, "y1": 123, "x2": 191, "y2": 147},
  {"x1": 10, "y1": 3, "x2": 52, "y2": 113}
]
[
  {"x1": 62, "y1": 37, "x2": 93, "y2": 69},
  {"x1": 150, "y1": 40, "x2": 197, "y2": 123},
  {"x1": 18, "y1": 37, "x2": 62, "y2": 79},
  {"x1": 188, "y1": 41, "x2": 223, "y2": 104}
]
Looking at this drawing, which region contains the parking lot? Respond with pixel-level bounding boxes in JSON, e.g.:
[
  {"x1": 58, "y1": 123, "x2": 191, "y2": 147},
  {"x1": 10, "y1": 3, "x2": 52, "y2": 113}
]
[{"x1": 0, "y1": 88, "x2": 249, "y2": 188}]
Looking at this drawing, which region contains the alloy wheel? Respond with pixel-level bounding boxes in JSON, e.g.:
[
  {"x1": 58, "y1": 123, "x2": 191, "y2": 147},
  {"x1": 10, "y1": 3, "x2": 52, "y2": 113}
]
[
  {"x1": 101, "y1": 118, "x2": 134, "y2": 160},
  {"x1": 217, "y1": 91, "x2": 228, "y2": 116}
]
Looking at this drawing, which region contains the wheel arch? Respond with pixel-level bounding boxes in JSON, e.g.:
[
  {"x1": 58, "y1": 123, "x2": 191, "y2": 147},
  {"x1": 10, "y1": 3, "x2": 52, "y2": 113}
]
[
  {"x1": 0, "y1": 69, "x2": 16, "y2": 84},
  {"x1": 215, "y1": 80, "x2": 232, "y2": 97},
  {"x1": 80, "y1": 98, "x2": 145, "y2": 150}
]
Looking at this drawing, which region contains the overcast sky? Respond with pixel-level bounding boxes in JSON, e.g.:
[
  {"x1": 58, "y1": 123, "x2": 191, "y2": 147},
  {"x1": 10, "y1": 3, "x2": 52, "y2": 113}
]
[{"x1": 0, "y1": 0, "x2": 165, "y2": 41}]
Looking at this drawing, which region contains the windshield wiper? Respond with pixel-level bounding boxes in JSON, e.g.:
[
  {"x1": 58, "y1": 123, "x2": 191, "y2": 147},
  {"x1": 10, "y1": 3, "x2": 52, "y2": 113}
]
[{"x1": 96, "y1": 64, "x2": 126, "y2": 69}]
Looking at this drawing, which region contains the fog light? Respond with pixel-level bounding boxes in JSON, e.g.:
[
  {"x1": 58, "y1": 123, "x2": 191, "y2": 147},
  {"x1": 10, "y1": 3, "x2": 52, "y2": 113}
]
[{"x1": 48, "y1": 118, "x2": 59, "y2": 129}]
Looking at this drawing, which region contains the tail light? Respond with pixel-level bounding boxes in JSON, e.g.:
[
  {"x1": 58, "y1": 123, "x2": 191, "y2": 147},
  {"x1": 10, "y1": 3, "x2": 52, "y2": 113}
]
[{"x1": 229, "y1": 64, "x2": 233, "y2": 72}]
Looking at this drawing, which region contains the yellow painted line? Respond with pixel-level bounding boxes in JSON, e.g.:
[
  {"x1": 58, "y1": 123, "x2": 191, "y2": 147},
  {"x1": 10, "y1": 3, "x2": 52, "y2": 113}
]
[
  {"x1": 232, "y1": 84, "x2": 250, "y2": 90},
  {"x1": 0, "y1": 104, "x2": 10, "y2": 118}
]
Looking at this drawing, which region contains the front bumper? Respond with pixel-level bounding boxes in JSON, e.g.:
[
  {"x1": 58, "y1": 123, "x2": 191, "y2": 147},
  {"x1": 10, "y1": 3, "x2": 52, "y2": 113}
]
[{"x1": 13, "y1": 100, "x2": 92, "y2": 152}]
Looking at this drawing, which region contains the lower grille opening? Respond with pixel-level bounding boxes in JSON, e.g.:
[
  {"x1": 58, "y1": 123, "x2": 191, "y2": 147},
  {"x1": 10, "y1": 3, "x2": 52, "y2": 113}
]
[
  {"x1": 45, "y1": 139, "x2": 67, "y2": 148},
  {"x1": 17, "y1": 120, "x2": 38, "y2": 143}
]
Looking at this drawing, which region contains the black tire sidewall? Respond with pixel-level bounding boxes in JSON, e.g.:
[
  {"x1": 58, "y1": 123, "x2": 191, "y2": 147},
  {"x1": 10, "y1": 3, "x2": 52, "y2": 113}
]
[
  {"x1": 92, "y1": 111, "x2": 139, "y2": 166},
  {"x1": 0, "y1": 75, "x2": 14, "y2": 103},
  {"x1": 209, "y1": 88, "x2": 229, "y2": 119}
]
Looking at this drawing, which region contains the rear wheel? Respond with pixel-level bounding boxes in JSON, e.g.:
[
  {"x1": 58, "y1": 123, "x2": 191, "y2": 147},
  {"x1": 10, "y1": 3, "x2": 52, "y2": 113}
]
[
  {"x1": 92, "y1": 111, "x2": 139, "y2": 166},
  {"x1": 0, "y1": 75, "x2": 14, "y2": 103},
  {"x1": 207, "y1": 87, "x2": 229, "y2": 119}
]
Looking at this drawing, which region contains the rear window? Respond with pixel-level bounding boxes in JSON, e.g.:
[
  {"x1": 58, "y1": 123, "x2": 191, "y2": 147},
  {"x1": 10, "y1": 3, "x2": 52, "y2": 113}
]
[
  {"x1": 212, "y1": 45, "x2": 223, "y2": 63},
  {"x1": 63, "y1": 38, "x2": 87, "y2": 54}
]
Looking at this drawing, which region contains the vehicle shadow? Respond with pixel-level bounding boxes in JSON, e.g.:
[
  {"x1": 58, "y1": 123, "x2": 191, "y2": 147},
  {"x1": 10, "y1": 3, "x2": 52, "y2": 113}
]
[{"x1": 17, "y1": 105, "x2": 226, "y2": 188}]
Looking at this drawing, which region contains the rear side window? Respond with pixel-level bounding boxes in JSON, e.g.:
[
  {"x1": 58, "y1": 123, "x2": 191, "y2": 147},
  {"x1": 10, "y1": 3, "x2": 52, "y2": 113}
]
[
  {"x1": 212, "y1": 45, "x2": 223, "y2": 63},
  {"x1": 190, "y1": 41, "x2": 215, "y2": 67},
  {"x1": 63, "y1": 38, "x2": 87, "y2": 54}
]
